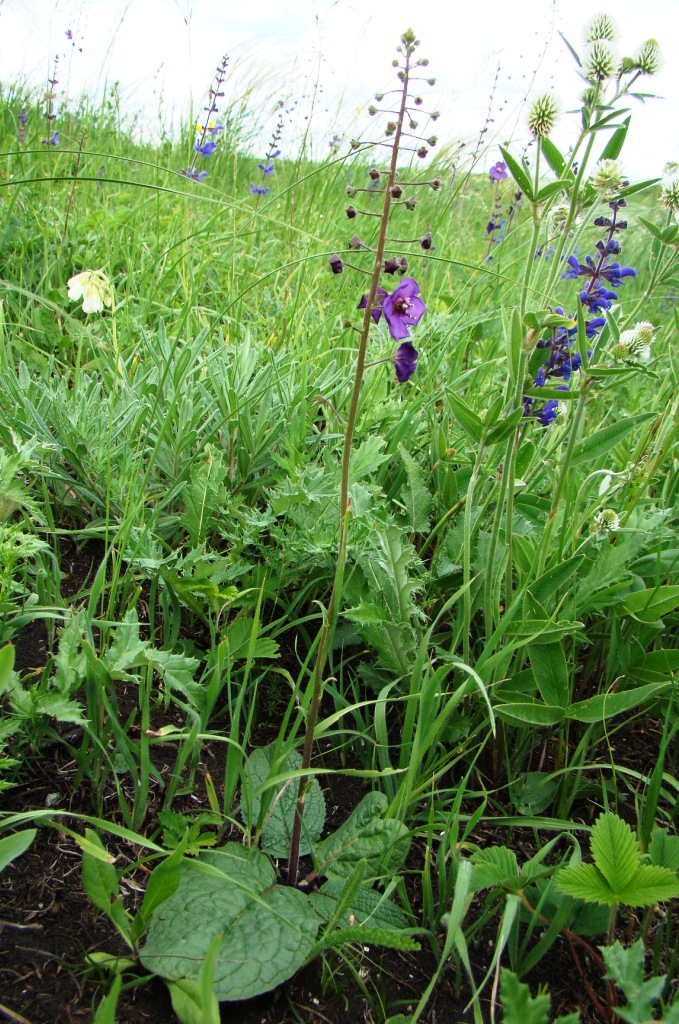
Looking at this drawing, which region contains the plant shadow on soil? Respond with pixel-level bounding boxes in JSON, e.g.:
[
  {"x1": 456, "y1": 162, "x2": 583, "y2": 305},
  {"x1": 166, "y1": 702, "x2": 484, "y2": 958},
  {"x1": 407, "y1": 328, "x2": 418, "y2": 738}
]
[{"x1": 0, "y1": 542, "x2": 670, "y2": 1024}]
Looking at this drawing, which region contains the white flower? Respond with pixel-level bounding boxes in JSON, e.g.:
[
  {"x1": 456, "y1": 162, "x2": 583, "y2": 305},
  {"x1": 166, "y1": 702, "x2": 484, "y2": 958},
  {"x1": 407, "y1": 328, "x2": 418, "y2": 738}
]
[
  {"x1": 594, "y1": 508, "x2": 620, "y2": 533},
  {"x1": 67, "y1": 270, "x2": 114, "y2": 314}
]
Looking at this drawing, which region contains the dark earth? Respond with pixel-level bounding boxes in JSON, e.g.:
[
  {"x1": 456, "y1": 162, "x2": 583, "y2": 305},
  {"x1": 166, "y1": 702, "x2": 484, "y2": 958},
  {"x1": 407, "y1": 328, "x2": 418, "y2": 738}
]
[{"x1": 1, "y1": 542, "x2": 675, "y2": 1024}]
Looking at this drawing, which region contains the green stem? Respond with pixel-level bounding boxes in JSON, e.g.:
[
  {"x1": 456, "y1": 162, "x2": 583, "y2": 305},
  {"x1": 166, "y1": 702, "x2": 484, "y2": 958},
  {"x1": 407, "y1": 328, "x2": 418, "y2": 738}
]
[
  {"x1": 462, "y1": 437, "x2": 486, "y2": 665},
  {"x1": 287, "y1": 41, "x2": 415, "y2": 886}
]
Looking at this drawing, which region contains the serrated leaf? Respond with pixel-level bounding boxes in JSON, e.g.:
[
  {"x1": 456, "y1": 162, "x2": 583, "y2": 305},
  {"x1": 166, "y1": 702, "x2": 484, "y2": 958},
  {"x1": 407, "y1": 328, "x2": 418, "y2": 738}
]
[
  {"x1": 556, "y1": 864, "x2": 615, "y2": 904},
  {"x1": 140, "y1": 845, "x2": 323, "y2": 1000},
  {"x1": 398, "y1": 443, "x2": 433, "y2": 533},
  {"x1": 314, "y1": 792, "x2": 410, "y2": 880},
  {"x1": 591, "y1": 813, "x2": 639, "y2": 894},
  {"x1": 471, "y1": 847, "x2": 519, "y2": 891},
  {"x1": 240, "y1": 745, "x2": 325, "y2": 858},
  {"x1": 601, "y1": 940, "x2": 666, "y2": 1024},
  {"x1": 500, "y1": 969, "x2": 552, "y2": 1024},
  {"x1": 618, "y1": 865, "x2": 679, "y2": 906},
  {"x1": 649, "y1": 828, "x2": 679, "y2": 871}
]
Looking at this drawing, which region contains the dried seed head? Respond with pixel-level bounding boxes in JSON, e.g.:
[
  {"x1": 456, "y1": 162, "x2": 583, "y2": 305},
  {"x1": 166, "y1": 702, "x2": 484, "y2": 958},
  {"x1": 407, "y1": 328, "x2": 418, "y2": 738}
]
[
  {"x1": 346, "y1": 185, "x2": 358, "y2": 197},
  {"x1": 368, "y1": 167, "x2": 380, "y2": 180},
  {"x1": 391, "y1": 184, "x2": 403, "y2": 198},
  {"x1": 429, "y1": 177, "x2": 442, "y2": 191}
]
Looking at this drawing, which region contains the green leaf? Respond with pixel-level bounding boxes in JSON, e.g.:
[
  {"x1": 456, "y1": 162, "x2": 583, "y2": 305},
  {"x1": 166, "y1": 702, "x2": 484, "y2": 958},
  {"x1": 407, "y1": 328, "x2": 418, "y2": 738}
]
[
  {"x1": 601, "y1": 940, "x2": 666, "y2": 1024},
  {"x1": 599, "y1": 116, "x2": 630, "y2": 161},
  {"x1": 314, "y1": 924, "x2": 419, "y2": 954},
  {"x1": 398, "y1": 443, "x2": 433, "y2": 533},
  {"x1": 503, "y1": 307, "x2": 522, "y2": 384},
  {"x1": 591, "y1": 812, "x2": 639, "y2": 894},
  {"x1": 140, "y1": 844, "x2": 323, "y2": 1000},
  {"x1": 168, "y1": 978, "x2": 220, "y2": 1024},
  {"x1": 638, "y1": 217, "x2": 664, "y2": 241},
  {"x1": 470, "y1": 847, "x2": 519, "y2": 891},
  {"x1": 239, "y1": 744, "x2": 325, "y2": 858},
  {"x1": 314, "y1": 792, "x2": 410, "y2": 880},
  {"x1": 566, "y1": 681, "x2": 669, "y2": 723},
  {"x1": 0, "y1": 643, "x2": 15, "y2": 693},
  {"x1": 499, "y1": 146, "x2": 534, "y2": 201},
  {"x1": 618, "y1": 865, "x2": 679, "y2": 906},
  {"x1": 649, "y1": 828, "x2": 679, "y2": 871},
  {"x1": 529, "y1": 642, "x2": 569, "y2": 708},
  {"x1": 0, "y1": 828, "x2": 36, "y2": 874},
  {"x1": 81, "y1": 829, "x2": 119, "y2": 913},
  {"x1": 623, "y1": 585, "x2": 679, "y2": 622},
  {"x1": 138, "y1": 837, "x2": 187, "y2": 930},
  {"x1": 570, "y1": 414, "x2": 654, "y2": 467},
  {"x1": 540, "y1": 139, "x2": 570, "y2": 179},
  {"x1": 495, "y1": 701, "x2": 566, "y2": 727},
  {"x1": 500, "y1": 969, "x2": 552, "y2": 1024},
  {"x1": 349, "y1": 435, "x2": 389, "y2": 483},
  {"x1": 556, "y1": 863, "x2": 615, "y2": 905},
  {"x1": 310, "y1": 880, "x2": 409, "y2": 931},
  {"x1": 448, "y1": 391, "x2": 484, "y2": 442},
  {"x1": 92, "y1": 974, "x2": 123, "y2": 1024},
  {"x1": 534, "y1": 179, "x2": 573, "y2": 203}
]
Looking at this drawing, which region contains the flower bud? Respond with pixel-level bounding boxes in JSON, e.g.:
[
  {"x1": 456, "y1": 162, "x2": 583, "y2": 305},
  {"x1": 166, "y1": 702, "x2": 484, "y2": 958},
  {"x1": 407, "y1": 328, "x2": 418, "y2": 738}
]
[
  {"x1": 346, "y1": 205, "x2": 357, "y2": 219},
  {"x1": 427, "y1": 135, "x2": 438, "y2": 146},
  {"x1": 368, "y1": 105, "x2": 378, "y2": 116},
  {"x1": 427, "y1": 77, "x2": 436, "y2": 86},
  {"x1": 430, "y1": 111, "x2": 440, "y2": 120},
  {"x1": 397, "y1": 71, "x2": 406, "y2": 82},
  {"x1": 659, "y1": 177, "x2": 679, "y2": 214},
  {"x1": 375, "y1": 93, "x2": 384, "y2": 101},
  {"x1": 391, "y1": 184, "x2": 403, "y2": 198},
  {"x1": 342, "y1": 318, "x2": 353, "y2": 329},
  {"x1": 385, "y1": 122, "x2": 397, "y2": 136},
  {"x1": 397, "y1": 257, "x2": 409, "y2": 274},
  {"x1": 528, "y1": 93, "x2": 559, "y2": 138},
  {"x1": 420, "y1": 231, "x2": 433, "y2": 250},
  {"x1": 417, "y1": 58, "x2": 429, "y2": 66},
  {"x1": 405, "y1": 196, "x2": 417, "y2": 211},
  {"x1": 350, "y1": 139, "x2": 361, "y2": 150},
  {"x1": 392, "y1": 59, "x2": 399, "y2": 67},
  {"x1": 348, "y1": 234, "x2": 365, "y2": 249},
  {"x1": 429, "y1": 177, "x2": 442, "y2": 191},
  {"x1": 368, "y1": 167, "x2": 380, "y2": 180},
  {"x1": 414, "y1": 96, "x2": 423, "y2": 105},
  {"x1": 409, "y1": 120, "x2": 419, "y2": 129},
  {"x1": 383, "y1": 258, "x2": 400, "y2": 274},
  {"x1": 346, "y1": 185, "x2": 358, "y2": 197},
  {"x1": 417, "y1": 146, "x2": 428, "y2": 158},
  {"x1": 329, "y1": 255, "x2": 344, "y2": 274}
]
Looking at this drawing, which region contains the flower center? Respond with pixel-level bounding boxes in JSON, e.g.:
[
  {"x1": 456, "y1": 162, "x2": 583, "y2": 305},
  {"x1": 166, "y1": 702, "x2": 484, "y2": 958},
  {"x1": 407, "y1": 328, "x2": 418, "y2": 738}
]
[{"x1": 393, "y1": 297, "x2": 412, "y2": 315}]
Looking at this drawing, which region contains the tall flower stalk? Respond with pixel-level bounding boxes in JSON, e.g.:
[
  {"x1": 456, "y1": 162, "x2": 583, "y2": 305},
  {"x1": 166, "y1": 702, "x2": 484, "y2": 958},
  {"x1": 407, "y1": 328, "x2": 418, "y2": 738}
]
[{"x1": 287, "y1": 28, "x2": 437, "y2": 885}]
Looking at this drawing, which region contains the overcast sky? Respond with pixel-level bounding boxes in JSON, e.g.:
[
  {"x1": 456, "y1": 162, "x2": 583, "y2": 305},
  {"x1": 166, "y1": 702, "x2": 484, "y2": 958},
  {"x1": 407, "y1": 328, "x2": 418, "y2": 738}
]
[{"x1": 1, "y1": 0, "x2": 677, "y2": 178}]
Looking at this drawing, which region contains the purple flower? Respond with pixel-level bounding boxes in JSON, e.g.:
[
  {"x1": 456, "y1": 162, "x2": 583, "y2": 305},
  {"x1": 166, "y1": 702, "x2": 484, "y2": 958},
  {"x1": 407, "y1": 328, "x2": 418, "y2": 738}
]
[
  {"x1": 48, "y1": 131, "x2": 59, "y2": 145},
  {"x1": 250, "y1": 183, "x2": 269, "y2": 196},
  {"x1": 381, "y1": 277, "x2": 427, "y2": 341},
  {"x1": 181, "y1": 166, "x2": 208, "y2": 182},
  {"x1": 394, "y1": 342, "x2": 419, "y2": 382},
  {"x1": 208, "y1": 124, "x2": 224, "y2": 136},
  {"x1": 258, "y1": 162, "x2": 275, "y2": 175},
  {"x1": 489, "y1": 161, "x2": 508, "y2": 182},
  {"x1": 358, "y1": 286, "x2": 388, "y2": 323},
  {"x1": 66, "y1": 29, "x2": 73, "y2": 40},
  {"x1": 194, "y1": 140, "x2": 217, "y2": 156},
  {"x1": 271, "y1": 149, "x2": 281, "y2": 158},
  {"x1": 329, "y1": 134, "x2": 340, "y2": 148}
]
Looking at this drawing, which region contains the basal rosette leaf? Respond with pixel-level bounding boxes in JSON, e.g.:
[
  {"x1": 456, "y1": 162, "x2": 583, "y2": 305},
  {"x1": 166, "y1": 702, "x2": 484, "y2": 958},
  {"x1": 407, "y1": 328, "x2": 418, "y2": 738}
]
[{"x1": 139, "y1": 844, "x2": 323, "y2": 1001}]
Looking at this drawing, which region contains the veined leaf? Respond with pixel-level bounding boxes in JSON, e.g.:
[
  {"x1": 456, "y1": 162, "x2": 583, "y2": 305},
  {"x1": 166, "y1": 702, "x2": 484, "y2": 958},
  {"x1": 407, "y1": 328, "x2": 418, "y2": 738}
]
[{"x1": 591, "y1": 812, "x2": 639, "y2": 894}]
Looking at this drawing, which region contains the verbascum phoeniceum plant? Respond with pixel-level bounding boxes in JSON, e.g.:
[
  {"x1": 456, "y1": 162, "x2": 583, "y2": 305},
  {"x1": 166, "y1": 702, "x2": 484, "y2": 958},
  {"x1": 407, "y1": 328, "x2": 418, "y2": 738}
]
[{"x1": 287, "y1": 28, "x2": 440, "y2": 885}]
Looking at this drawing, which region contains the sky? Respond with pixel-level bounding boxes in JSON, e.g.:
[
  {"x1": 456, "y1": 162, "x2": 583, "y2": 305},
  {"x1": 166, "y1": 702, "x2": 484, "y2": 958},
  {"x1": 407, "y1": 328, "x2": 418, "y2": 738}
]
[{"x1": 1, "y1": 0, "x2": 678, "y2": 179}]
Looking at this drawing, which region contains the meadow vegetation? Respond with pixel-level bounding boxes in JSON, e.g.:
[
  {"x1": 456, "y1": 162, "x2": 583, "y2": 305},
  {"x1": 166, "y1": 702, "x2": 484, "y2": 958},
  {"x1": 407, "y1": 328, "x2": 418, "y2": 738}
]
[{"x1": 0, "y1": 16, "x2": 679, "y2": 1024}]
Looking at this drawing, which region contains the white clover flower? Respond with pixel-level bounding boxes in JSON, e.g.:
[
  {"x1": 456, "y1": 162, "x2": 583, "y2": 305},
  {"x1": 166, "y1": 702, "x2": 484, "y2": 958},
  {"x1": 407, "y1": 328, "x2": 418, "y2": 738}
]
[
  {"x1": 593, "y1": 508, "x2": 621, "y2": 533},
  {"x1": 528, "y1": 93, "x2": 560, "y2": 139},
  {"x1": 584, "y1": 13, "x2": 618, "y2": 44},
  {"x1": 659, "y1": 177, "x2": 679, "y2": 215},
  {"x1": 584, "y1": 39, "x2": 618, "y2": 81},
  {"x1": 633, "y1": 39, "x2": 662, "y2": 76},
  {"x1": 67, "y1": 270, "x2": 114, "y2": 314},
  {"x1": 591, "y1": 159, "x2": 627, "y2": 198},
  {"x1": 550, "y1": 203, "x2": 580, "y2": 236},
  {"x1": 615, "y1": 321, "x2": 655, "y2": 361}
]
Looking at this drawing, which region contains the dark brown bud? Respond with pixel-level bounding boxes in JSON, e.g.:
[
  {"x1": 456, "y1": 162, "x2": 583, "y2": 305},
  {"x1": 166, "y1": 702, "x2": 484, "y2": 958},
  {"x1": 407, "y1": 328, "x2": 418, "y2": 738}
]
[
  {"x1": 414, "y1": 96, "x2": 423, "y2": 105},
  {"x1": 391, "y1": 184, "x2": 403, "y2": 198},
  {"x1": 368, "y1": 105, "x2": 378, "y2": 116},
  {"x1": 348, "y1": 234, "x2": 365, "y2": 249},
  {"x1": 346, "y1": 205, "x2": 357, "y2": 219},
  {"x1": 397, "y1": 257, "x2": 409, "y2": 274},
  {"x1": 405, "y1": 196, "x2": 417, "y2": 211},
  {"x1": 420, "y1": 232, "x2": 433, "y2": 250},
  {"x1": 368, "y1": 167, "x2": 380, "y2": 180},
  {"x1": 417, "y1": 146, "x2": 428, "y2": 159},
  {"x1": 429, "y1": 177, "x2": 442, "y2": 190},
  {"x1": 384, "y1": 258, "x2": 400, "y2": 274},
  {"x1": 329, "y1": 255, "x2": 344, "y2": 274}
]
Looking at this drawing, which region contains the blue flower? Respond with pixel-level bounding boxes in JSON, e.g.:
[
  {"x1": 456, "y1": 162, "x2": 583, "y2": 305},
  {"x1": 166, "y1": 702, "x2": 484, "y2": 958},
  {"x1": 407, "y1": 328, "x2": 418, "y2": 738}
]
[
  {"x1": 250, "y1": 183, "x2": 269, "y2": 195},
  {"x1": 181, "y1": 166, "x2": 208, "y2": 182},
  {"x1": 193, "y1": 140, "x2": 217, "y2": 156},
  {"x1": 489, "y1": 161, "x2": 508, "y2": 182},
  {"x1": 258, "y1": 162, "x2": 275, "y2": 175},
  {"x1": 381, "y1": 277, "x2": 427, "y2": 341}
]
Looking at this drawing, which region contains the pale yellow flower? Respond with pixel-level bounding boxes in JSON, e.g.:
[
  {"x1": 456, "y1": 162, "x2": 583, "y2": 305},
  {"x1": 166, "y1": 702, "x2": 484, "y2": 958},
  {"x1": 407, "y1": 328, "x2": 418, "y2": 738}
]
[{"x1": 67, "y1": 270, "x2": 114, "y2": 314}]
